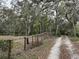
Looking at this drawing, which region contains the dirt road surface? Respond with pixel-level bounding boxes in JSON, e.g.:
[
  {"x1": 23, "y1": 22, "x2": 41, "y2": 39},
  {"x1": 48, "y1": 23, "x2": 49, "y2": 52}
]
[{"x1": 48, "y1": 36, "x2": 79, "y2": 59}]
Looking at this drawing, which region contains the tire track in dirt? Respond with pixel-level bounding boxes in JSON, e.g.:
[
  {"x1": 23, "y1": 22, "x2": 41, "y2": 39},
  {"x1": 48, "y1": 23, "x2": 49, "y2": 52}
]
[
  {"x1": 47, "y1": 37, "x2": 62, "y2": 59},
  {"x1": 63, "y1": 36, "x2": 79, "y2": 59},
  {"x1": 48, "y1": 36, "x2": 79, "y2": 59}
]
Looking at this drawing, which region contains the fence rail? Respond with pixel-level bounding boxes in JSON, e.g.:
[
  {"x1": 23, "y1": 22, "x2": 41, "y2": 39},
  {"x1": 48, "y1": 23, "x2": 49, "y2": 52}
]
[{"x1": 0, "y1": 32, "x2": 48, "y2": 40}]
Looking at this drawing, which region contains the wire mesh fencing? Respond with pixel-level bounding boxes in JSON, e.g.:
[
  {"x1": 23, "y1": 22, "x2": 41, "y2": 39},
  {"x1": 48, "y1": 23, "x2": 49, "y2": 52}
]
[{"x1": 0, "y1": 32, "x2": 48, "y2": 59}]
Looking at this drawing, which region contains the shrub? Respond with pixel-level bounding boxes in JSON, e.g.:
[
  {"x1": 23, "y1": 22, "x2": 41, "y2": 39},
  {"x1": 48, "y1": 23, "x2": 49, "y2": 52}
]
[{"x1": 0, "y1": 40, "x2": 8, "y2": 51}]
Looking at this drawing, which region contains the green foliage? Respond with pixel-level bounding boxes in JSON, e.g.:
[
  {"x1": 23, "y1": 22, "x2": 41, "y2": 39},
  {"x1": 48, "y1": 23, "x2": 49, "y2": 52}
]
[
  {"x1": 0, "y1": 40, "x2": 8, "y2": 51},
  {"x1": 0, "y1": 0, "x2": 78, "y2": 37},
  {"x1": 76, "y1": 23, "x2": 79, "y2": 37},
  {"x1": 71, "y1": 37, "x2": 79, "y2": 41}
]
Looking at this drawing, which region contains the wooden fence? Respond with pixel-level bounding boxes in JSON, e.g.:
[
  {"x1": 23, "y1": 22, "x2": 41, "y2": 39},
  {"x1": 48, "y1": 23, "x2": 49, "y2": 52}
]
[{"x1": 0, "y1": 32, "x2": 49, "y2": 59}]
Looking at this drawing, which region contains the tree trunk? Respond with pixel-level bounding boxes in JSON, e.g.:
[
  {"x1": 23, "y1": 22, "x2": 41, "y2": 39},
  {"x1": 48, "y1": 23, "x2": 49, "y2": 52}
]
[
  {"x1": 73, "y1": 21, "x2": 76, "y2": 37},
  {"x1": 56, "y1": 25, "x2": 59, "y2": 36}
]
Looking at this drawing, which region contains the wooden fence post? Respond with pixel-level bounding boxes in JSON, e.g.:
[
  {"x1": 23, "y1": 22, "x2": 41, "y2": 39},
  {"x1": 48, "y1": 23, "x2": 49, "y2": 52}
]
[
  {"x1": 39, "y1": 34, "x2": 41, "y2": 42},
  {"x1": 32, "y1": 36, "x2": 33, "y2": 46},
  {"x1": 8, "y1": 40, "x2": 12, "y2": 59},
  {"x1": 37, "y1": 35, "x2": 39, "y2": 45},
  {"x1": 24, "y1": 37, "x2": 26, "y2": 51},
  {"x1": 24, "y1": 37, "x2": 29, "y2": 51},
  {"x1": 26, "y1": 38, "x2": 29, "y2": 44}
]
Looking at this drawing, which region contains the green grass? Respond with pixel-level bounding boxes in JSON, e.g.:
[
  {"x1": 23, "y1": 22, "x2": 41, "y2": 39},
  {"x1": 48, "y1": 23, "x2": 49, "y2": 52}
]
[
  {"x1": 0, "y1": 36, "x2": 53, "y2": 59},
  {"x1": 70, "y1": 37, "x2": 79, "y2": 42},
  {"x1": 24, "y1": 37, "x2": 54, "y2": 59}
]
